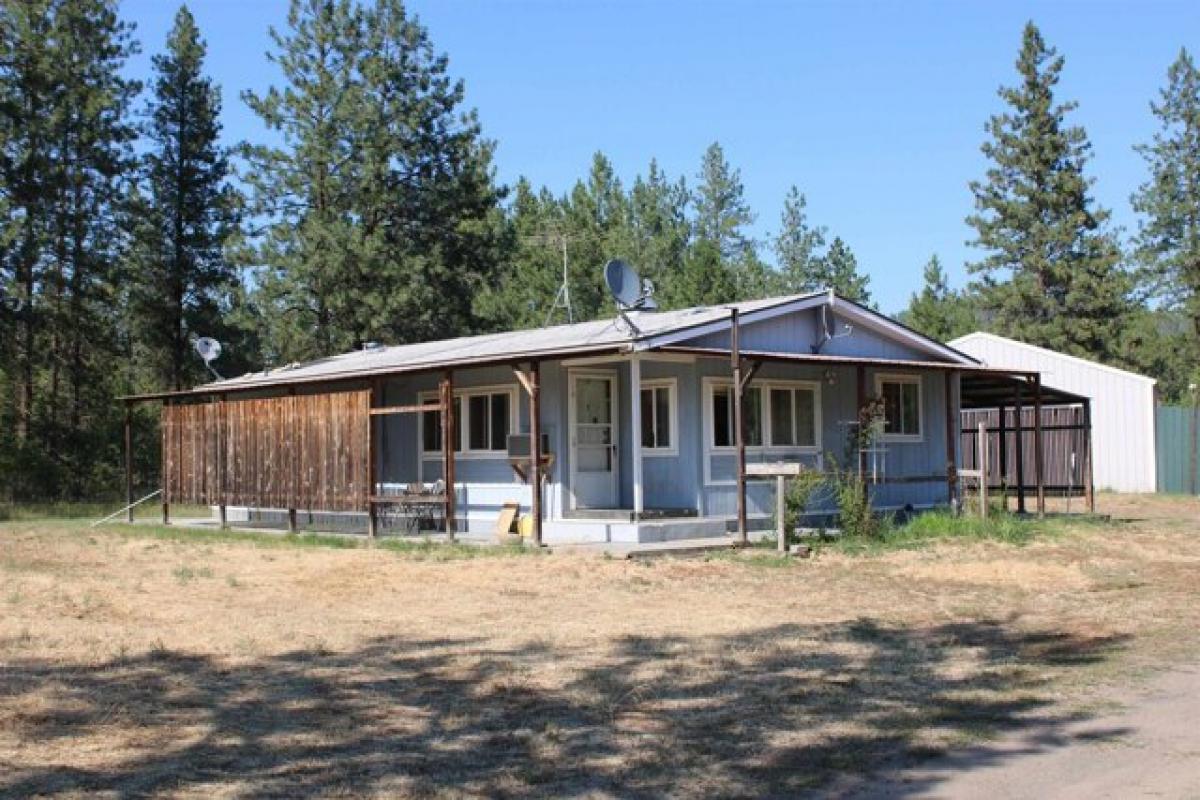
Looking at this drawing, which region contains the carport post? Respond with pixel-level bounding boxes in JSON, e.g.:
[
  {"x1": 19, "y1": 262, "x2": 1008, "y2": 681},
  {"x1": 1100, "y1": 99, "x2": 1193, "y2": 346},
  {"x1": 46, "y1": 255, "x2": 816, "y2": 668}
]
[
  {"x1": 1014, "y1": 381, "x2": 1027, "y2": 514},
  {"x1": 997, "y1": 402, "x2": 1008, "y2": 511},
  {"x1": 944, "y1": 371, "x2": 957, "y2": 509},
  {"x1": 1033, "y1": 374, "x2": 1046, "y2": 517},
  {"x1": 1083, "y1": 398, "x2": 1095, "y2": 514},
  {"x1": 529, "y1": 360, "x2": 543, "y2": 547},
  {"x1": 124, "y1": 401, "x2": 134, "y2": 523}
]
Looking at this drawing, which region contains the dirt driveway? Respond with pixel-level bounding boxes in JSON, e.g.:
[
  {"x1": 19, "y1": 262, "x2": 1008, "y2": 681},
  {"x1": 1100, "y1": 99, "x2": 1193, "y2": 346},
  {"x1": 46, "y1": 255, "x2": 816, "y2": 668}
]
[{"x1": 1, "y1": 494, "x2": 1198, "y2": 797}]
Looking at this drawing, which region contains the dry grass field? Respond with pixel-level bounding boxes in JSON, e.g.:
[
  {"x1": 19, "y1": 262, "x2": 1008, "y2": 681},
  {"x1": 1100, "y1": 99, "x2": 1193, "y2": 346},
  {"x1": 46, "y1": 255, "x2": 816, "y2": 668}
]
[{"x1": 1, "y1": 494, "x2": 1198, "y2": 798}]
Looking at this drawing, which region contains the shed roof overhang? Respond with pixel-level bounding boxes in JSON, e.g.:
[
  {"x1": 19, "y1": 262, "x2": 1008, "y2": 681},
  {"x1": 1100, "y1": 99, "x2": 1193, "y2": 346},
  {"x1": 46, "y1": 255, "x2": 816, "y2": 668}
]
[{"x1": 959, "y1": 371, "x2": 1088, "y2": 410}]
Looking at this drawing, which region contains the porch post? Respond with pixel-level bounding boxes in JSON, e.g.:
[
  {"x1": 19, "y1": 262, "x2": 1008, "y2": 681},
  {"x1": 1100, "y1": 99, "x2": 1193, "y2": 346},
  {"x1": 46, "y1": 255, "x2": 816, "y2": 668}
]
[
  {"x1": 1014, "y1": 380, "x2": 1027, "y2": 514},
  {"x1": 630, "y1": 355, "x2": 644, "y2": 519},
  {"x1": 529, "y1": 360, "x2": 543, "y2": 547},
  {"x1": 124, "y1": 401, "x2": 134, "y2": 523},
  {"x1": 1083, "y1": 397, "x2": 1096, "y2": 514},
  {"x1": 731, "y1": 308, "x2": 747, "y2": 544},
  {"x1": 1033, "y1": 373, "x2": 1045, "y2": 517},
  {"x1": 944, "y1": 371, "x2": 957, "y2": 509},
  {"x1": 856, "y1": 364, "x2": 867, "y2": 478},
  {"x1": 441, "y1": 370, "x2": 457, "y2": 540}
]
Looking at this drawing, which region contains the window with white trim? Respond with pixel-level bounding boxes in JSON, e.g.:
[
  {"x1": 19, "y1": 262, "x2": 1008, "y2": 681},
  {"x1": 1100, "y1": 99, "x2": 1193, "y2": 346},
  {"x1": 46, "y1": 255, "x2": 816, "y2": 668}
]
[
  {"x1": 707, "y1": 380, "x2": 817, "y2": 451},
  {"x1": 876, "y1": 374, "x2": 922, "y2": 440},
  {"x1": 420, "y1": 387, "x2": 515, "y2": 454},
  {"x1": 639, "y1": 380, "x2": 677, "y2": 454},
  {"x1": 768, "y1": 386, "x2": 817, "y2": 447}
]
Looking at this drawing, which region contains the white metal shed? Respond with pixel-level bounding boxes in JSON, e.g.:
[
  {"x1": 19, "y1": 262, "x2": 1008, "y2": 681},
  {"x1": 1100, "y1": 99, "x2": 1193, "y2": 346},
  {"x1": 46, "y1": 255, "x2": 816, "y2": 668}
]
[{"x1": 950, "y1": 332, "x2": 1157, "y2": 493}]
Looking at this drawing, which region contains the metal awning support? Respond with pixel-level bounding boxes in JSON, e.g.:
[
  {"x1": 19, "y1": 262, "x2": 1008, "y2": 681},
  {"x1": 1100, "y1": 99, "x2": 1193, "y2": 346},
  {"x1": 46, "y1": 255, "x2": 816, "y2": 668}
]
[
  {"x1": 440, "y1": 370, "x2": 457, "y2": 540},
  {"x1": 513, "y1": 361, "x2": 544, "y2": 546}
]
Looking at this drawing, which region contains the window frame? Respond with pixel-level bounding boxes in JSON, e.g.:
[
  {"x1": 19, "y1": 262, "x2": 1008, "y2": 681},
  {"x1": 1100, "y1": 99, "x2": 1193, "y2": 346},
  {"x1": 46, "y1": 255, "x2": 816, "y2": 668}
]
[
  {"x1": 418, "y1": 384, "x2": 520, "y2": 458},
  {"x1": 638, "y1": 378, "x2": 678, "y2": 457},
  {"x1": 874, "y1": 373, "x2": 923, "y2": 442},
  {"x1": 702, "y1": 376, "x2": 822, "y2": 456}
]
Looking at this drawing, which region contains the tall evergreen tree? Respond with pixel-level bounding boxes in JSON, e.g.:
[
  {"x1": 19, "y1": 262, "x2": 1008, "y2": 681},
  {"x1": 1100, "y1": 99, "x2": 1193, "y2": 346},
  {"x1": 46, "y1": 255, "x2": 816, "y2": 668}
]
[
  {"x1": 1131, "y1": 48, "x2": 1200, "y2": 351},
  {"x1": 818, "y1": 237, "x2": 871, "y2": 304},
  {"x1": 774, "y1": 186, "x2": 827, "y2": 294},
  {"x1": 966, "y1": 22, "x2": 1129, "y2": 360},
  {"x1": 899, "y1": 254, "x2": 976, "y2": 341},
  {"x1": 0, "y1": 0, "x2": 139, "y2": 498},
  {"x1": 243, "y1": 0, "x2": 504, "y2": 363},
  {"x1": 129, "y1": 5, "x2": 238, "y2": 391},
  {"x1": 690, "y1": 141, "x2": 755, "y2": 302}
]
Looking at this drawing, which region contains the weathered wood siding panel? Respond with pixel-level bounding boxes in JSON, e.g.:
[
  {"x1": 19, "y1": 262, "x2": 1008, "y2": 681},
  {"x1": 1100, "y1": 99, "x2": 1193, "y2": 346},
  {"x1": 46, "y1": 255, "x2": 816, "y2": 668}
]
[{"x1": 162, "y1": 390, "x2": 370, "y2": 512}]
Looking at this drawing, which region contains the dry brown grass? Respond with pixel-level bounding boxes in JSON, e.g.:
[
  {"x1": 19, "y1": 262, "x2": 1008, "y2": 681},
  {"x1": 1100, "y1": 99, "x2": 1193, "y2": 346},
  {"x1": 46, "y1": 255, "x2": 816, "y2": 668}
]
[{"x1": 1, "y1": 493, "x2": 1198, "y2": 798}]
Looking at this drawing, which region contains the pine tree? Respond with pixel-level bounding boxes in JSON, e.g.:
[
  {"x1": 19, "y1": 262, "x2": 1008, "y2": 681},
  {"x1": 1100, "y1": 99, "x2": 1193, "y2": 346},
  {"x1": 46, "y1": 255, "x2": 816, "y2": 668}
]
[
  {"x1": 818, "y1": 237, "x2": 871, "y2": 304},
  {"x1": 129, "y1": 5, "x2": 238, "y2": 391},
  {"x1": 629, "y1": 159, "x2": 690, "y2": 307},
  {"x1": 966, "y1": 22, "x2": 1129, "y2": 360},
  {"x1": 1131, "y1": 48, "x2": 1200, "y2": 349},
  {"x1": 899, "y1": 255, "x2": 976, "y2": 341},
  {"x1": 0, "y1": 0, "x2": 140, "y2": 497},
  {"x1": 688, "y1": 142, "x2": 752, "y2": 304},
  {"x1": 774, "y1": 186, "x2": 827, "y2": 294},
  {"x1": 243, "y1": 0, "x2": 504, "y2": 362}
]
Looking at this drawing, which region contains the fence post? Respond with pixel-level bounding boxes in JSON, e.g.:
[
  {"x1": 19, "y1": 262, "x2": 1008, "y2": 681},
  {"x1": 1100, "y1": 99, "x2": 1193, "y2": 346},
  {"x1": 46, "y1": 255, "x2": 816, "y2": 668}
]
[{"x1": 977, "y1": 421, "x2": 988, "y2": 519}]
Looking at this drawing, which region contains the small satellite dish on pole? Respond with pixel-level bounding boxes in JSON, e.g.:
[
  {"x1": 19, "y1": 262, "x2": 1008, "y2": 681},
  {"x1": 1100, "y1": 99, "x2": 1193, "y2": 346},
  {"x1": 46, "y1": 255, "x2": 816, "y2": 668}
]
[{"x1": 194, "y1": 336, "x2": 224, "y2": 380}]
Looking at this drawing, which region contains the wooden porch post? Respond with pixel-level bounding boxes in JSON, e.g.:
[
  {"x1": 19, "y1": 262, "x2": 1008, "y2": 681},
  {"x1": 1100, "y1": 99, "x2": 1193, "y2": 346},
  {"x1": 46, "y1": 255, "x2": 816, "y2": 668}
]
[
  {"x1": 529, "y1": 360, "x2": 543, "y2": 546},
  {"x1": 367, "y1": 379, "x2": 380, "y2": 539},
  {"x1": 124, "y1": 401, "x2": 134, "y2": 523},
  {"x1": 1083, "y1": 398, "x2": 1096, "y2": 514},
  {"x1": 1033, "y1": 373, "x2": 1046, "y2": 517},
  {"x1": 1014, "y1": 380, "x2": 1027, "y2": 514},
  {"x1": 857, "y1": 364, "x2": 867, "y2": 478},
  {"x1": 731, "y1": 308, "x2": 747, "y2": 545},
  {"x1": 944, "y1": 371, "x2": 957, "y2": 509},
  {"x1": 441, "y1": 370, "x2": 457, "y2": 540}
]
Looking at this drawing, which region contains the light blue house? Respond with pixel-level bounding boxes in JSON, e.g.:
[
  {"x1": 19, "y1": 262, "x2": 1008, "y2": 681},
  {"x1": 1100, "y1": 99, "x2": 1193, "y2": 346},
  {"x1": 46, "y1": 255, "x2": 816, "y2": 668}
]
[{"x1": 161, "y1": 290, "x2": 1028, "y2": 544}]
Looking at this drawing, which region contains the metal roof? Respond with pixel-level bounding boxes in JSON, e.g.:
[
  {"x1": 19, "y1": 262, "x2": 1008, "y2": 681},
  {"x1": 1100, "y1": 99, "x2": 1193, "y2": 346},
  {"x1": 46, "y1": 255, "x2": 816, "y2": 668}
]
[{"x1": 121, "y1": 291, "x2": 984, "y2": 402}]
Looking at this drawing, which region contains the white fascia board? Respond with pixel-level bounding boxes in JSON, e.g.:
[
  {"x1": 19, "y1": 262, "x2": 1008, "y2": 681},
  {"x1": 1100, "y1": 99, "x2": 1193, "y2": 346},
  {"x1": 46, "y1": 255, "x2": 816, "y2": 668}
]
[
  {"x1": 949, "y1": 331, "x2": 1157, "y2": 385},
  {"x1": 632, "y1": 294, "x2": 828, "y2": 352}
]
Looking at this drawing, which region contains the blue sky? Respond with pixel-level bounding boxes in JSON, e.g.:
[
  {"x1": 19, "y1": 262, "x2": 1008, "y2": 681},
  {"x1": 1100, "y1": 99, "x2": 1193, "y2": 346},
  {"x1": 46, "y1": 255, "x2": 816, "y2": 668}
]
[{"x1": 123, "y1": 0, "x2": 1198, "y2": 314}]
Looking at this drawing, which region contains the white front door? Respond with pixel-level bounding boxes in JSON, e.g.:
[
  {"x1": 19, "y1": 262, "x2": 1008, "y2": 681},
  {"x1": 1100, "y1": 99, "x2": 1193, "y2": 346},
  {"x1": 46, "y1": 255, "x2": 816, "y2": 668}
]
[{"x1": 570, "y1": 371, "x2": 619, "y2": 508}]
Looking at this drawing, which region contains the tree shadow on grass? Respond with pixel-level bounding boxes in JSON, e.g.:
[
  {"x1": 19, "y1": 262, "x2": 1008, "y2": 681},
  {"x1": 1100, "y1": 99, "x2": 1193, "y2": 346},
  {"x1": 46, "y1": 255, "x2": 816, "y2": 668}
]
[{"x1": 0, "y1": 618, "x2": 1129, "y2": 798}]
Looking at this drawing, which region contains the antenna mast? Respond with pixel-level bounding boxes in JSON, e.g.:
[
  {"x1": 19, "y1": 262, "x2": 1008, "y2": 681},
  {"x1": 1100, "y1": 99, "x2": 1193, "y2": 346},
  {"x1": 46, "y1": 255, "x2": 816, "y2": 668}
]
[{"x1": 544, "y1": 233, "x2": 573, "y2": 326}]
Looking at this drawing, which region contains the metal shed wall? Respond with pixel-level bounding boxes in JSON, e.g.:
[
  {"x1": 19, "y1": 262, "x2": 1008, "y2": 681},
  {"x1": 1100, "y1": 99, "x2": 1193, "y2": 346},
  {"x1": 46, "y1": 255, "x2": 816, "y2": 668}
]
[{"x1": 950, "y1": 333, "x2": 1156, "y2": 493}]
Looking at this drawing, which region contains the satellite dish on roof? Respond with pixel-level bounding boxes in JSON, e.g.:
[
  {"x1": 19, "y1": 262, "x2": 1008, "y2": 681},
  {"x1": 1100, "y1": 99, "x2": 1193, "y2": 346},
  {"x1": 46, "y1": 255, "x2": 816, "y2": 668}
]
[
  {"x1": 193, "y1": 336, "x2": 224, "y2": 380},
  {"x1": 605, "y1": 259, "x2": 641, "y2": 309}
]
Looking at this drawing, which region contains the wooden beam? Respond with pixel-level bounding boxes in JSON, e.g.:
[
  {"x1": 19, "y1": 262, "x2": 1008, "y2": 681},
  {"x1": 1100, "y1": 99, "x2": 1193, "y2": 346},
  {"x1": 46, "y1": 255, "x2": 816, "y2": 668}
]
[
  {"x1": 369, "y1": 403, "x2": 441, "y2": 416},
  {"x1": 441, "y1": 370, "x2": 457, "y2": 540},
  {"x1": 162, "y1": 399, "x2": 171, "y2": 526},
  {"x1": 124, "y1": 402, "x2": 134, "y2": 523},
  {"x1": 1033, "y1": 374, "x2": 1045, "y2": 517},
  {"x1": 512, "y1": 366, "x2": 534, "y2": 397},
  {"x1": 1014, "y1": 380, "x2": 1026, "y2": 514},
  {"x1": 944, "y1": 371, "x2": 957, "y2": 510},
  {"x1": 739, "y1": 358, "x2": 762, "y2": 394},
  {"x1": 731, "y1": 308, "x2": 747, "y2": 545},
  {"x1": 288, "y1": 386, "x2": 298, "y2": 529},
  {"x1": 529, "y1": 360, "x2": 543, "y2": 546},
  {"x1": 1083, "y1": 398, "x2": 1096, "y2": 514}
]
